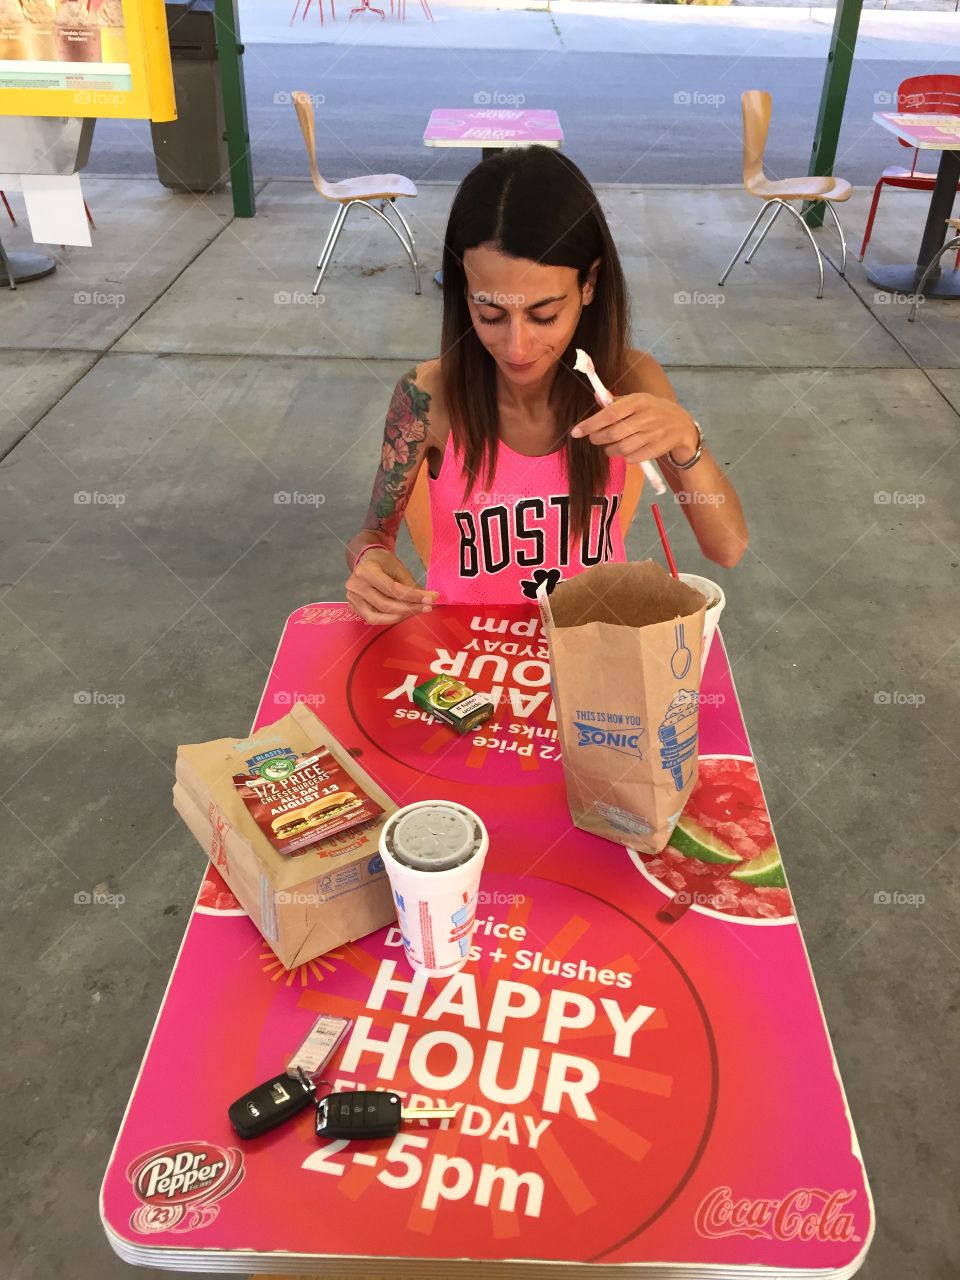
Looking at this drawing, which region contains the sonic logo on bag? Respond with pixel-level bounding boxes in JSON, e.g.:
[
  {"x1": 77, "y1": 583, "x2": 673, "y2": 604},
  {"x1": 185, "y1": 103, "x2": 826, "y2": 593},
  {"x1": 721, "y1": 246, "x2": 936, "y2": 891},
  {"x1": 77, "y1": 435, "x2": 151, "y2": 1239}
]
[
  {"x1": 695, "y1": 1186, "x2": 860, "y2": 1243},
  {"x1": 126, "y1": 1142, "x2": 244, "y2": 1231},
  {"x1": 574, "y1": 721, "x2": 645, "y2": 756}
]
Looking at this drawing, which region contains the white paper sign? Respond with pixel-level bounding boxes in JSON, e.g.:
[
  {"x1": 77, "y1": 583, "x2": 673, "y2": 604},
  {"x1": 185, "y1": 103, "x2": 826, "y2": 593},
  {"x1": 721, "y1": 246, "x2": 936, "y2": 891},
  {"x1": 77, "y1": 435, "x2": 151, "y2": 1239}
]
[{"x1": 0, "y1": 173, "x2": 91, "y2": 248}]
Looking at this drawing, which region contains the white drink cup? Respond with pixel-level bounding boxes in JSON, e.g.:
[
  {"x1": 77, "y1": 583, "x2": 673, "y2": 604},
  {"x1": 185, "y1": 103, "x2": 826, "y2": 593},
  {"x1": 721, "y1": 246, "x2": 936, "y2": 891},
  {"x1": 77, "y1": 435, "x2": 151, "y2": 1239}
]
[
  {"x1": 379, "y1": 800, "x2": 489, "y2": 977},
  {"x1": 679, "y1": 573, "x2": 726, "y2": 672}
]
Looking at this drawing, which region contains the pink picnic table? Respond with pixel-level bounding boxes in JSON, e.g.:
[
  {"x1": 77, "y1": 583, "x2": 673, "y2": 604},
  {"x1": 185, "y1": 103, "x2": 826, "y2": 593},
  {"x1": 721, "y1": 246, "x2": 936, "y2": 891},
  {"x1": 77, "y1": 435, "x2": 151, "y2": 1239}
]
[
  {"x1": 424, "y1": 108, "x2": 563, "y2": 162},
  {"x1": 99, "y1": 603, "x2": 874, "y2": 1277},
  {"x1": 424, "y1": 108, "x2": 563, "y2": 282},
  {"x1": 869, "y1": 111, "x2": 960, "y2": 297}
]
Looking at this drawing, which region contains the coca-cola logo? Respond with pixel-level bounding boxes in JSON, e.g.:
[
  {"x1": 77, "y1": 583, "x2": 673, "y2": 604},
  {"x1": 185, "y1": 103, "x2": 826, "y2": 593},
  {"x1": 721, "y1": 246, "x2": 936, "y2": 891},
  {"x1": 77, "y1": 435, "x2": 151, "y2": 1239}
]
[
  {"x1": 695, "y1": 1186, "x2": 860, "y2": 1243},
  {"x1": 294, "y1": 605, "x2": 356, "y2": 625},
  {"x1": 127, "y1": 1142, "x2": 244, "y2": 1226}
]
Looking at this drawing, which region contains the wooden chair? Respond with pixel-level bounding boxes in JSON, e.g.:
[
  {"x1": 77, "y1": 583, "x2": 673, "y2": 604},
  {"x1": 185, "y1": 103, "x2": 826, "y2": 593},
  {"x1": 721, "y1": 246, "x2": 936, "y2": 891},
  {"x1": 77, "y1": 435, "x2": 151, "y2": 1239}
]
[
  {"x1": 291, "y1": 90, "x2": 421, "y2": 296},
  {"x1": 403, "y1": 456, "x2": 646, "y2": 570},
  {"x1": 719, "y1": 89, "x2": 853, "y2": 299},
  {"x1": 860, "y1": 75, "x2": 960, "y2": 263}
]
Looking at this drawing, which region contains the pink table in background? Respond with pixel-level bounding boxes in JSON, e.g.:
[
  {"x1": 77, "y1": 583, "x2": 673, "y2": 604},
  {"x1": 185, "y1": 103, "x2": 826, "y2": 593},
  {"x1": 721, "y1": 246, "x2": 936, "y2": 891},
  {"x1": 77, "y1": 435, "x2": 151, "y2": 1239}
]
[
  {"x1": 870, "y1": 111, "x2": 960, "y2": 297},
  {"x1": 427, "y1": 106, "x2": 563, "y2": 161},
  {"x1": 100, "y1": 603, "x2": 874, "y2": 1278},
  {"x1": 424, "y1": 108, "x2": 563, "y2": 283},
  {"x1": 424, "y1": 107, "x2": 563, "y2": 162}
]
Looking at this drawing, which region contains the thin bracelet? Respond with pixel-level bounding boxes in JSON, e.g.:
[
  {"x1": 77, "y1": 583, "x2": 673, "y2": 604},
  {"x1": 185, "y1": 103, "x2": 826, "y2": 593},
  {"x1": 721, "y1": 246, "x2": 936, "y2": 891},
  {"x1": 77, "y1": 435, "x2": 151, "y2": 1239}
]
[
  {"x1": 352, "y1": 542, "x2": 389, "y2": 572},
  {"x1": 667, "y1": 419, "x2": 705, "y2": 471}
]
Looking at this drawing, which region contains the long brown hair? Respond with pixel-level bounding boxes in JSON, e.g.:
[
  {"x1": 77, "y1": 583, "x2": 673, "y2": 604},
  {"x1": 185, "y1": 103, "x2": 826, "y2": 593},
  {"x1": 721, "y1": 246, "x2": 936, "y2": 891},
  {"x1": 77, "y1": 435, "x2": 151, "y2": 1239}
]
[{"x1": 440, "y1": 145, "x2": 631, "y2": 538}]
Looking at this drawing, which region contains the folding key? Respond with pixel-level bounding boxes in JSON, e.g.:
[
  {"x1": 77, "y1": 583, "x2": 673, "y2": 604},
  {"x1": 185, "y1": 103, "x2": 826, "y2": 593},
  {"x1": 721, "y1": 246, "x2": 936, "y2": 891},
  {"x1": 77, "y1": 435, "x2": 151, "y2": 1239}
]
[
  {"x1": 315, "y1": 1090, "x2": 457, "y2": 1140},
  {"x1": 228, "y1": 1068, "x2": 316, "y2": 1139}
]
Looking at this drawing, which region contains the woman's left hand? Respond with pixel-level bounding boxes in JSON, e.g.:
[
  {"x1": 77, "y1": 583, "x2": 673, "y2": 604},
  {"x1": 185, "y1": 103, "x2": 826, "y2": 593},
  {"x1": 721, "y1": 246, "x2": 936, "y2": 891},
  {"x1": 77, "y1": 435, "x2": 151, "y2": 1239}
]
[{"x1": 570, "y1": 393, "x2": 699, "y2": 465}]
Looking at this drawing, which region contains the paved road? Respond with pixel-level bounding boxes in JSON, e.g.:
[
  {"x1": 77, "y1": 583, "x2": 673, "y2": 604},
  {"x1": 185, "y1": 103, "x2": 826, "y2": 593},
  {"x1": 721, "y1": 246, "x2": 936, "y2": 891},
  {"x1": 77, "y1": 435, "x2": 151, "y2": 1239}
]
[{"x1": 88, "y1": 48, "x2": 945, "y2": 185}]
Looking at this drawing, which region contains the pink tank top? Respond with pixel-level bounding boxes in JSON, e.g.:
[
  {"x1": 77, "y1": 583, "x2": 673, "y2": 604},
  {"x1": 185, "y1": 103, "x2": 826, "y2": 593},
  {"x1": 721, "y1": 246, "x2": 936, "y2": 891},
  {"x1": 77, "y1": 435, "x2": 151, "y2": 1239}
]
[{"x1": 426, "y1": 434, "x2": 627, "y2": 605}]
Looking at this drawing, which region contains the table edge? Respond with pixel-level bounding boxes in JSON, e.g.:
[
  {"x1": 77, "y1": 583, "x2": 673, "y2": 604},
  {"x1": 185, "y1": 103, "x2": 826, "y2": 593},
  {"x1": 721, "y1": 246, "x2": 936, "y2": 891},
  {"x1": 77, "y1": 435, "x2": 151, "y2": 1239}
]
[
  {"x1": 102, "y1": 1213, "x2": 876, "y2": 1279},
  {"x1": 871, "y1": 110, "x2": 960, "y2": 149},
  {"x1": 423, "y1": 138, "x2": 563, "y2": 147}
]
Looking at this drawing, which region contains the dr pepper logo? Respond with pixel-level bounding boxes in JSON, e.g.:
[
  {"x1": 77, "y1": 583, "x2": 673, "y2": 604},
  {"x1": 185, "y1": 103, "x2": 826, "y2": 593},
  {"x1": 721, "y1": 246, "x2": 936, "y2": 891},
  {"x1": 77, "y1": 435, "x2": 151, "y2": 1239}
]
[
  {"x1": 695, "y1": 1185, "x2": 859, "y2": 1243},
  {"x1": 126, "y1": 1142, "x2": 244, "y2": 1234}
]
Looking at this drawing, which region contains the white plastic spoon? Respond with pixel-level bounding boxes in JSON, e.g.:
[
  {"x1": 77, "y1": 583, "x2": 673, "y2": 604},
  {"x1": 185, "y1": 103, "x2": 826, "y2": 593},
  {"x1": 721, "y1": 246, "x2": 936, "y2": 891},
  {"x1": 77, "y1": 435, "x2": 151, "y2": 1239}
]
[{"x1": 573, "y1": 348, "x2": 666, "y2": 495}]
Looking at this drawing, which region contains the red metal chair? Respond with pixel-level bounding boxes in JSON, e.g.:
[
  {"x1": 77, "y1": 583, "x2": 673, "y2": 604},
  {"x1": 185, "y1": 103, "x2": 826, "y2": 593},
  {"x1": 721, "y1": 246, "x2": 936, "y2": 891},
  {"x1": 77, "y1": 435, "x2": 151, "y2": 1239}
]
[
  {"x1": 395, "y1": 0, "x2": 433, "y2": 19},
  {"x1": 289, "y1": 0, "x2": 334, "y2": 25},
  {"x1": 859, "y1": 75, "x2": 960, "y2": 262}
]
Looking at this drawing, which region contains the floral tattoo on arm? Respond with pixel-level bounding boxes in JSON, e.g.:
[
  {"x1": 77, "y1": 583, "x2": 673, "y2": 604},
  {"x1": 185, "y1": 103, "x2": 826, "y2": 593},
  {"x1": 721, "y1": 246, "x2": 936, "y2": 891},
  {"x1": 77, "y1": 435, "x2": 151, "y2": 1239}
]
[{"x1": 363, "y1": 370, "x2": 431, "y2": 542}]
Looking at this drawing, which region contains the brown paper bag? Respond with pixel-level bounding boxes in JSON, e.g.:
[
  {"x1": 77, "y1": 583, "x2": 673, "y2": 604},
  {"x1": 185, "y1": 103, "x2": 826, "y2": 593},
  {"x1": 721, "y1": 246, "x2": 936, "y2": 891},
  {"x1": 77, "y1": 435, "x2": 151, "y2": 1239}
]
[
  {"x1": 538, "y1": 560, "x2": 707, "y2": 853},
  {"x1": 174, "y1": 704, "x2": 397, "y2": 968}
]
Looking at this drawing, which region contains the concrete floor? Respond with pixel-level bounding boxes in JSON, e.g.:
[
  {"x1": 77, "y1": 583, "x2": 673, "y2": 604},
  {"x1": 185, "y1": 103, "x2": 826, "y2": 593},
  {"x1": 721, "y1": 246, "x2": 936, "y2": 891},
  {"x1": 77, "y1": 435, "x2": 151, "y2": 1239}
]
[{"x1": 1, "y1": 179, "x2": 958, "y2": 1279}]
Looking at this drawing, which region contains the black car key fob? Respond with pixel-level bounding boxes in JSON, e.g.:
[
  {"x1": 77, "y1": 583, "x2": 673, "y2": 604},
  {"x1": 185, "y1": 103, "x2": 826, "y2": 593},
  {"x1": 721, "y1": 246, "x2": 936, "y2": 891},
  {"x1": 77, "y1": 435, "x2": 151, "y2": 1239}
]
[
  {"x1": 316, "y1": 1090, "x2": 402, "y2": 1140},
  {"x1": 229, "y1": 1070, "x2": 315, "y2": 1139},
  {"x1": 315, "y1": 1090, "x2": 456, "y2": 1140}
]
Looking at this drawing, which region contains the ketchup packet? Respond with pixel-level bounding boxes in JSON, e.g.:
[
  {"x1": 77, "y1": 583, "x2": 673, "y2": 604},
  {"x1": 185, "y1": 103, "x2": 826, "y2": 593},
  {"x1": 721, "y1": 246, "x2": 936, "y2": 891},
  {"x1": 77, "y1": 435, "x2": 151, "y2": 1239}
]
[{"x1": 233, "y1": 745, "x2": 383, "y2": 855}]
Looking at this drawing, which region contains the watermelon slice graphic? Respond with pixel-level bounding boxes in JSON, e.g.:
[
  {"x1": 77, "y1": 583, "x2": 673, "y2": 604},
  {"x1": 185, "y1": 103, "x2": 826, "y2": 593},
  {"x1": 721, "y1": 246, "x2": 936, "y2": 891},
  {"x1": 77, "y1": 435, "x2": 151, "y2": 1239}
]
[
  {"x1": 673, "y1": 756, "x2": 785, "y2": 884},
  {"x1": 633, "y1": 755, "x2": 794, "y2": 923},
  {"x1": 196, "y1": 867, "x2": 244, "y2": 915}
]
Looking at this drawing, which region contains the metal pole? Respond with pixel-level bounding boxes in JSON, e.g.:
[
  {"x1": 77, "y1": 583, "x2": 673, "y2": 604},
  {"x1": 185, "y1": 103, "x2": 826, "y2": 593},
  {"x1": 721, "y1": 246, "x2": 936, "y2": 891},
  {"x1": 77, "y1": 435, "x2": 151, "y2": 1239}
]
[
  {"x1": 804, "y1": 0, "x2": 863, "y2": 229},
  {"x1": 213, "y1": 0, "x2": 255, "y2": 217}
]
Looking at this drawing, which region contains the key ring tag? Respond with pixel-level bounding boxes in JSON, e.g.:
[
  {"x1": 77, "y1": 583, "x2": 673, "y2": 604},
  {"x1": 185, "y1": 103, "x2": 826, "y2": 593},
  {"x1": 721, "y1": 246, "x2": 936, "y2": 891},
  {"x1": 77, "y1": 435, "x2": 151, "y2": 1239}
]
[{"x1": 286, "y1": 1013, "x2": 352, "y2": 1080}]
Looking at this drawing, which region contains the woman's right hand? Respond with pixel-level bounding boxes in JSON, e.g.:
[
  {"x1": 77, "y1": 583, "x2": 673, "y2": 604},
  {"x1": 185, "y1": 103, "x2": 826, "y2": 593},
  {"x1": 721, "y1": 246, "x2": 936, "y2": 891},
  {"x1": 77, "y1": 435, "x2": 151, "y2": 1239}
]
[{"x1": 345, "y1": 548, "x2": 439, "y2": 625}]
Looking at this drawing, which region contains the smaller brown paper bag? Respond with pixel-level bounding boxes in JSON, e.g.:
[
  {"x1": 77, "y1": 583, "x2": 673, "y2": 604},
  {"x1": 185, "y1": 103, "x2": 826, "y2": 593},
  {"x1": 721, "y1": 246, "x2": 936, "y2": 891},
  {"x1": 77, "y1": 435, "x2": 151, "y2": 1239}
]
[{"x1": 538, "y1": 560, "x2": 707, "y2": 853}]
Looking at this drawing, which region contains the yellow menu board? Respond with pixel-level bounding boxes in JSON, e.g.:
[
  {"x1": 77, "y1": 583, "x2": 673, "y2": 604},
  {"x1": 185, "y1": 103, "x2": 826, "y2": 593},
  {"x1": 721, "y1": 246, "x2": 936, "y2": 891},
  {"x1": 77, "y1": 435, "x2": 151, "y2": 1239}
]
[{"x1": 0, "y1": 0, "x2": 175, "y2": 119}]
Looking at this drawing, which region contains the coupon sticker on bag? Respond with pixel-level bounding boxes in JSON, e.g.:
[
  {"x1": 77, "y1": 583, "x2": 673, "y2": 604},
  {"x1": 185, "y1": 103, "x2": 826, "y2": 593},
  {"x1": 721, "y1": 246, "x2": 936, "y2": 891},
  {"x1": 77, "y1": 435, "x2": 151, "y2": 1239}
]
[{"x1": 233, "y1": 744, "x2": 383, "y2": 856}]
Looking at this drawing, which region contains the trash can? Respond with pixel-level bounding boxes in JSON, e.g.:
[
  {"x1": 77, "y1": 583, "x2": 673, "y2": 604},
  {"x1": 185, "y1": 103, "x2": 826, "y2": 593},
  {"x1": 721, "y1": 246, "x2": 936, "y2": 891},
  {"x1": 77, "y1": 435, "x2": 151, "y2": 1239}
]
[{"x1": 150, "y1": 0, "x2": 228, "y2": 193}]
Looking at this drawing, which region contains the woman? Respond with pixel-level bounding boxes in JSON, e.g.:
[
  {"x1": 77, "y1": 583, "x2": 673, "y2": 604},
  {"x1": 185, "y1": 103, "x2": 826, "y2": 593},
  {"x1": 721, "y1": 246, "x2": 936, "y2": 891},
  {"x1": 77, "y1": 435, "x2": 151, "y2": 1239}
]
[{"x1": 345, "y1": 145, "x2": 747, "y2": 624}]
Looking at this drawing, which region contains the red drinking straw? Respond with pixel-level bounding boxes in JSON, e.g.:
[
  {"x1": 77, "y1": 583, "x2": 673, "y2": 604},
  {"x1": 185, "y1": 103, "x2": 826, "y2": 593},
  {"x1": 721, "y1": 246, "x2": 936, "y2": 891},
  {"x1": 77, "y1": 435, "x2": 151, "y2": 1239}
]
[{"x1": 651, "y1": 503, "x2": 679, "y2": 579}]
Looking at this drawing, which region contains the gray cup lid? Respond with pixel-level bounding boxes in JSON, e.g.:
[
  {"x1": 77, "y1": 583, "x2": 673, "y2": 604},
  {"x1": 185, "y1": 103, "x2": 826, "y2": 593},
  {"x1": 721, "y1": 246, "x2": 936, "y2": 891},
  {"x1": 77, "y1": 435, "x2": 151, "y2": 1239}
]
[{"x1": 387, "y1": 804, "x2": 479, "y2": 871}]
